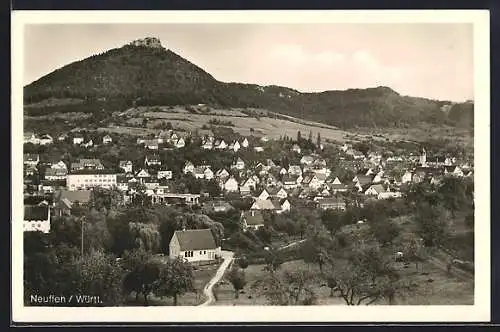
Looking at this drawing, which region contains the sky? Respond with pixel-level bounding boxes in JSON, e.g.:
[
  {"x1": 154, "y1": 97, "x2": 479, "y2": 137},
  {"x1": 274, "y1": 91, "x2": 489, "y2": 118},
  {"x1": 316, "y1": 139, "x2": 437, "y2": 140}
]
[{"x1": 23, "y1": 23, "x2": 474, "y2": 102}]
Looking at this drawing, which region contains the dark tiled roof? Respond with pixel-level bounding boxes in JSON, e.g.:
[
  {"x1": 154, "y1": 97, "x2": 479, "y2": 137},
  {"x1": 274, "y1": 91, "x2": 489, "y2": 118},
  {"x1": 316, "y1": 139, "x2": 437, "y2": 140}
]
[
  {"x1": 54, "y1": 189, "x2": 92, "y2": 204},
  {"x1": 241, "y1": 210, "x2": 265, "y2": 226},
  {"x1": 173, "y1": 229, "x2": 217, "y2": 251},
  {"x1": 24, "y1": 205, "x2": 49, "y2": 221}
]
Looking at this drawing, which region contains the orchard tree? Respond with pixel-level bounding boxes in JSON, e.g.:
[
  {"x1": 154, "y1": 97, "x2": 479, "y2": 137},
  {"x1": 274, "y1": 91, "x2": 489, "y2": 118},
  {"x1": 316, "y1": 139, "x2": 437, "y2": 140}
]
[
  {"x1": 227, "y1": 266, "x2": 247, "y2": 299},
  {"x1": 154, "y1": 257, "x2": 195, "y2": 305}
]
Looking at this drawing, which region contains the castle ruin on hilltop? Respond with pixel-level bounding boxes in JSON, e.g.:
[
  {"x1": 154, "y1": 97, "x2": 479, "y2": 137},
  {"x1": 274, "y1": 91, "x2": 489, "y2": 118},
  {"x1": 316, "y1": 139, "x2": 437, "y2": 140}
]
[{"x1": 128, "y1": 37, "x2": 163, "y2": 48}]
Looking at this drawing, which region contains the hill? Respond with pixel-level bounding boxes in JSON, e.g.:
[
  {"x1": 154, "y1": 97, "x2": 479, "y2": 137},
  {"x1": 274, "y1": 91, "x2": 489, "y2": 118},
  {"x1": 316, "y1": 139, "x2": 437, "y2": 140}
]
[{"x1": 24, "y1": 37, "x2": 474, "y2": 130}]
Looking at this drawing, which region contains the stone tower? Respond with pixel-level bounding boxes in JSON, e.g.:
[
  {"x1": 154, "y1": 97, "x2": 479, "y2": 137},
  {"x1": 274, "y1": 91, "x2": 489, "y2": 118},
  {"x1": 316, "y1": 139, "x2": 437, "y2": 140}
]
[{"x1": 420, "y1": 147, "x2": 427, "y2": 167}]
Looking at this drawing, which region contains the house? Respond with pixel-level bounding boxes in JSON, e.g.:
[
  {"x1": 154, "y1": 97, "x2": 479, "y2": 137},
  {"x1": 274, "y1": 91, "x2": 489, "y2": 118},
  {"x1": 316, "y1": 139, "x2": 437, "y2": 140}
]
[
  {"x1": 157, "y1": 169, "x2": 173, "y2": 180},
  {"x1": 240, "y1": 210, "x2": 265, "y2": 230},
  {"x1": 330, "y1": 177, "x2": 348, "y2": 193},
  {"x1": 242, "y1": 177, "x2": 258, "y2": 191},
  {"x1": 183, "y1": 161, "x2": 195, "y2": 174},
  {"x1": 250, "y1": 198, "x2": 278, "y2": 211},
  {"x1": 215, "y1": 168, "x2": 230, "y2": 180},
  {"x1": 378, "y1": 188, "x2": 402, "y2": 200},
  {"x1": 204, "y1": 200, "x2": 234, "y2": 213},
  {"x1": 231, "y1": 157, "x2": 245, "y2": 170},
  {"x1": 82, "y1": 139, "x2": 94, "y2": 148},
  {"x1": 67, "y1": 171, "x2": 117, "y2": 191},
  {"x1": 151, "y1": 193, "x2": 200, "y2": 205},
  {"x1": 300, "y1": 155, "x2": 315, "y2": 165},
  {"x1": 317, "y1": 198, "x2": 346, "y2": 211},
  {"x1": 274, "y1": 188, "x2": 288, "y2": 199},
  {"x1": 352, "y1": 174, "x2": 374, "y2": 187},
  {"x1": 144, "y1": 139, "x2": 159, "y2": 150},
  {"x1": 44, "y1": 167, "x2": 67, "y2": 181},
  {"x1": 292, "y1": 144, "x2": 302, "y2": 154},
  {"x1": 241, "y1": 138, "x2": 249, "y2": 148},
  {"x1": 272, "y1": 198, "x2": 291, "y2": 214},
  {"x1": 202, "y1": 140, "x2": 213, "y2": 150},
  {"x1": 365, "y1": 184, "x2": 386, "y2": 197},
  {"x1": 143, "y1": 177, "x2": 160, "y2": 190},
  {"x1": 346, "y1": 148, "x2": 365, "y2": 160},
  {"x1": 135, "y1": 168, "x2": 151, "y2": 179},
  {"x1": 24, "y1": 204, "x2": 51, "y2": 233},
  {"x1": 223, "y1": 176, "x2": 239, "y2": 192},
  {"x1": 51, "y1": 160, "x2": 68, "y2": 171},
  {"x1": 71, "y1": 159, "x2": 104, "y2": 171},
  {"x1": 372, "y1": 171, "x2": 385, "y2": 183},
  {"x1": 116, "y1": 176, "x2": 130, "y2": 192},
  {"x1": 282, "y1": 175, "x2": 300, "y2": 189},
  {"x1": 253, "y1": 146, "x2": 264, "y2": 152},
  {"x1": 169, "y1": 229, "x2": 221, "y2": 263},
  {"x1": 53, "y1": 189, "x2": 91, "y2": 216},
  {"x1": 260, "y1": 136, "x2": 269, "y2": 142},
  {"x1": 23, "y1": 153, "x2": 39, "y2": 167},
  {"x1": 302, "y1": 173, "x2": 323, "y2": 190},
  {"x1": 39, "y1": 134, "x2": 53, "y2": 145},
  {"x1": 258, "y1": 189, "x2": 271, "y2": 201},
  {"x1": 24, "y1": 132, "x2": 40, "y2": 145},
  {"x1": 444, "y1": 166, "x2": 464, "y2": 177},
  {"x1": 288, "y1": 165, "x2": 302, "y2": 176},
  {"x1": 216, "y1": 140, "x2": 227, "y2": 150},
  {"x1": 119, "y1": 160, "x2": 134, "y2": 173},
  {"x1": 233, "y1": 141, "x2": 241, "y2": 152},
  {"x1": 102, "y1": 135, "x2": 113, "y2": 144},
  {"x1": 401, "y1": 171, "x2": 413, "y2": 184},
  {"x1": 73, "y1": 135, "x2": 84, "y2": 145},
  {"x1": 57, "y1": 133, "x2": 68, "y2": 141},
  {"x1": 175, "y1": 138, "x2": 186, "y2": 149}
]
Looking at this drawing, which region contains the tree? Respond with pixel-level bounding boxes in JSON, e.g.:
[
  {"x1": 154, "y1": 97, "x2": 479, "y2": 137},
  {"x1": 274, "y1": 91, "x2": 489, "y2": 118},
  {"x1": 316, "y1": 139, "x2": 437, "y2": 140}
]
[
  {"x1": 369, "y1": 219, "x2": 401, "y2": 247},
  {"x1": 122, "y1": 251, "x2": 161, "y2": 306},
  {"x1": 308, "y1": 130, "x2": 313, "y2": 143},
  {"x1": 227, "y1": 267, "x2": 247, "y2": 299},
  {"x1": 256, "y1": 268, "x2": 318, "y2": 305},
  {"x1": 326, "y1": 275, "x2": 337, "y2": 297},
  {"x1": 154, "y1": 257, "x2": 195, "y2": 305},
  {"x1": 321, "y1": 210, "x2": 346, "y2": 236},
  {"x1": 297, "y1": 130, "x2": 302, "y2": 142},
  {"x1": 414, "y1": 203, "x2": 450, "y2": 247},
  {"x1": 238, "y1": 256, "x2": 249, "y2": 270},
  {"x1": 75, "y1": 249, "x2": 125, "y2": 306},
  {"x1": 403, "y1": 238, "x2": 428, "y2": 272},
  {"x1": 332, "y1": 242, "x2": 406, "y2": 305},
  {"x1": 316, "y1": 132, "x2": 321, "y2": 148},
  {"x1": 354, "y1": 142, "x2": 371, "y2": 156}
]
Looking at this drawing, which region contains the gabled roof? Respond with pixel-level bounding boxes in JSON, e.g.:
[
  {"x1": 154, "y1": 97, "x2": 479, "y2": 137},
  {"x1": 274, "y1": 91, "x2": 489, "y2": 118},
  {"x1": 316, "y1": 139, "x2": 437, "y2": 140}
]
[
  {"x1": 54, "y1": 189, "x2": 92, "y2": 204},
  {"x1": 173, "y1": 229, "x2": 217, "y2": 251},
  {"x1": 367, "y1": 184, "x2": 386, "y2": 194},
  {"x1": 241, "y1": 210, "x2": 265, "y2": 226},
  {"x1": 24, "y1": 205, "x2": 49, "y2": 221}
]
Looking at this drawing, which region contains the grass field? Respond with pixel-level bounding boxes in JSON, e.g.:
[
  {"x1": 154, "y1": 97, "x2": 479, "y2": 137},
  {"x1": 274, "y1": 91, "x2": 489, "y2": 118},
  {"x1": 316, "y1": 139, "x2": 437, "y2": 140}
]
[{"x1": 211, "y1": 258, "x2": 473, "y2": 306}]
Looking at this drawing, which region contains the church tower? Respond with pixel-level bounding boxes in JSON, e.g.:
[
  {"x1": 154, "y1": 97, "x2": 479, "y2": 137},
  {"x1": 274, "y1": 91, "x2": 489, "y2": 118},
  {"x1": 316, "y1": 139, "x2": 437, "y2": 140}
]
[{"x1": 420, "y1": 147, "x2": 427, "y2": 167}]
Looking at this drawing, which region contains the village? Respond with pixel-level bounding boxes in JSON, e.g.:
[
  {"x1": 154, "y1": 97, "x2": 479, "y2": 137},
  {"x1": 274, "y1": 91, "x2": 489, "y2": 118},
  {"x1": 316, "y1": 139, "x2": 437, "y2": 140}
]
[{"x1": 22, "y1": 113, "x2": 475, "y2": 306}]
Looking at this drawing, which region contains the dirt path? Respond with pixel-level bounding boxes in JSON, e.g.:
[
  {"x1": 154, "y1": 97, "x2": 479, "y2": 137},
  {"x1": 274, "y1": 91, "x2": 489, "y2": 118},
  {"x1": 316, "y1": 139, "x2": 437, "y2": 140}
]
[{"x1": 199, "y1": 250, "x2": 234, "y2": 306}]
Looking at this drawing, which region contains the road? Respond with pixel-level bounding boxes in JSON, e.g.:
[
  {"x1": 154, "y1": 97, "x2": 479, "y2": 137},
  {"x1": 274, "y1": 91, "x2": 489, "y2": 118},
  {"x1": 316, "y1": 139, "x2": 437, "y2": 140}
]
[
  {"x1": 199, "y1": 250, "x2": 234, "y2": 306},
  {"x1": 198, "y1": 239, "x2": 306, "y2": 306}
]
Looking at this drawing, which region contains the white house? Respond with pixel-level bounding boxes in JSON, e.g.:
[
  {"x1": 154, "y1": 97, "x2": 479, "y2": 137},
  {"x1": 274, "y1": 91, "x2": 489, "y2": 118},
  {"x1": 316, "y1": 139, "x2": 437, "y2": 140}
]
[
  {"x1": 300, "y1": 155, "x2": 315, "y2": 165},
  {"x1": 401, "y1": 171, "x2": 413, "y2": 184},
  {"x1": 258, "y1": 189, "x2": 270, "y2": 201},
  {"x1": 241, "y1": 138, "x2": 249, "y2": 148},
  {"x1": 119, "y1": 160, "x2": 134, "y2": 174},
  {"x1": 233, "y1": 141, "x2": 241, "y2": 152},
  {"x1": 292, "y1": 144, "x2": 301, "y2": 154},
  {"x1": 23, "y1": 153, "x2": 40, "y2": 167},
  {"x1": 102, "y1": 135, "x2": 113, "y2": 144},
  {"x1": 253, "y1": 146, "x2": 264, "y2": 152},
  {"x1": 183, "y1": 161, "x2": 195, "y2": 174},
  {"x1": 204, "y1": 167, "x2": 214, "y2": 180},
  {"x1": 274, "y1": 198, "x2": 291, "y2": 214},
  {"x1": 24, "y1": 204, "x2": 51, "y2": 234},
  {"x1": 251, "y1": 199, "x2": 278, "y2": 211},
  {"x1": 175, "y1": 138, "x2": 186, "y2": 149},
  {"x1": 169, "y1": 229, "x2": 221, "y2": 263},
  {"x1": 216, "y1": 140, "x2": 227, "y2": 150},
  {"x1": 73, "y1": 136, "x2": 84, "y2": 145},
  {"x1": 288, "y1": 165, "x2": 302, "y2": 176},
  {"x1": 39, "y1": 134, "x2": 53, "y2": 145},
  {"x1": 223, "y1": 176, "x2": 239, "y2": 192},
  {"x1": 233, "y1": 157, "x2": 245, "y2": 170},
  {"x1": 240, "y1": 210, "x2": 265, "y2": 230},
  {"x1": 216, "y1": 168, "x2": 230, "y2": 179},
  {"x1": 157, "y1": 169, "x2": 173, "y2": 180}
]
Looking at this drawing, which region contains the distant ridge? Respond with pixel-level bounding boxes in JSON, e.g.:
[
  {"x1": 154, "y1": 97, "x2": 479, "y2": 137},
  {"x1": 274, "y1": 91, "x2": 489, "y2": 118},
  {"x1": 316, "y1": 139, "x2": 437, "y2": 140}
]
[{"x1": 24, "y1": 37, "x2": 474, "y2": 130}]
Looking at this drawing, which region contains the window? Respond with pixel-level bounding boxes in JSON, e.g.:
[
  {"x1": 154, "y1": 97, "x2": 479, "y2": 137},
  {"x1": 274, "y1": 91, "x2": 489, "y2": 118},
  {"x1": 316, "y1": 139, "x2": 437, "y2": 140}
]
[
  {"x1": 200, "y1": 251, "x2": 202, "y2": 254},
  {"x1": 204, "y1": 251, "x2": 206, "y2": 254}
]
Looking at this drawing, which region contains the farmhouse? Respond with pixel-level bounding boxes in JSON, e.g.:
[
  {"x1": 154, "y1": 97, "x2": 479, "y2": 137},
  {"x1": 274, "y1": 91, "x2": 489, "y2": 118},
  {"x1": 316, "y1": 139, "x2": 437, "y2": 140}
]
[
  {"x1": 53, "y1": 189, "x2": 91, "y2": 216},
  {"x1": 24, "y1": 204, "x2": 51, "y2": 233},
  {"x1": 240, "y1": 210, "x2": 265, "y2": 230},
  {"x1": 317, "y1": 198, "x2": 346, "y2": 211},
  {"x1": 169, "y1": 229, "x2": 221, "y2": 263}
]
